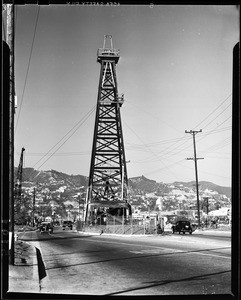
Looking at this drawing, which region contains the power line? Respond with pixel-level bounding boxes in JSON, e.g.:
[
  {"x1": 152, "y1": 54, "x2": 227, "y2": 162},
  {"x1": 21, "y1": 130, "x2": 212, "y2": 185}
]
[
  {"x1": 130, "y1": 121, "x2": 231, "y2": 165},
  {"x1": 23, "y1": 105, "x2": 96, "y2": 181},
  {"x1": 34, "y1": 105, "x2": 96, "y2": 170},
  {"x1": 201, "y1": 103, "x2": 231, "y2": 130},
  {"x1": 15, "y1": 6, "x2": 40, "y2": 133},
  {"x1": 203, "y1": 137, "x2": 231, "y2": 153},
  {"x1": 126, "y1": 94, "x2": 232, "y2": 169},
  {"x1": 150, "y1": 94, "x2": 232, "y2": 161},
  {"x1": 125, "y1": 100, "x2": 183, "y2": 135},
  {"x1": 124, "y1": 120, "x2": 179, "y2": 180},
  {"x1": 195, "y1": 115, "x2": 232, "y2": 148},
  {"x1": 32, "y1": 105, "x2": 95, "y2": 169},
  {"x1": 20, "y1": 151, "x2": 91, "y2": 157},
  {"x1": 194, "y1": 94, "x2": 231, "y2": 130}
]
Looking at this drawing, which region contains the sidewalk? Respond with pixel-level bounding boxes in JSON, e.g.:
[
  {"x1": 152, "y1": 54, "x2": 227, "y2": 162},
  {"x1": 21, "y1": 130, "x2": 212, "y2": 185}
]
[
  {"x1": 8, "y1": 240, "x2": 40, "y2": 293},
  {"x1": 193, "y1": 228, "x2": 231, "y2": 237}
]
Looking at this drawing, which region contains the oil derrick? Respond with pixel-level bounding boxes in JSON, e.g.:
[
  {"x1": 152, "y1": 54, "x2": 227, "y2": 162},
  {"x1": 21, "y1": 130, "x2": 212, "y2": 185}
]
[{"x1": 85, "y1": 35, "x2": 131, "y2": 225}]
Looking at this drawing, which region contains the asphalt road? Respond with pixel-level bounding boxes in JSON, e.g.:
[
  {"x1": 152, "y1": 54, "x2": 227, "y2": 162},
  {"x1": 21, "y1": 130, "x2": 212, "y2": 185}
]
[{"x1": 18, "y1": 227, "x2": 231, "y2": 296}]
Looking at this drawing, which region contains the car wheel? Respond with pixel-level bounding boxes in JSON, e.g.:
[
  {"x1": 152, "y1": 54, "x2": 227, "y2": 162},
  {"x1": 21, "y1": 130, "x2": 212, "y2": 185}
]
[
  {"x1": 183, "y1": 232, "x2": 185, "y2": 234},
  {"x1": 189, "y1": 231, "x2": 192, "y2": 234}
]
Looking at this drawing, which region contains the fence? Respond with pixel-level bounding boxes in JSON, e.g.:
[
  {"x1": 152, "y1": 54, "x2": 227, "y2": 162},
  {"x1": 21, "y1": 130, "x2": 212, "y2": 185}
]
[{"x1": 76, "y1": 218, "x2": 158, "y2": 235}]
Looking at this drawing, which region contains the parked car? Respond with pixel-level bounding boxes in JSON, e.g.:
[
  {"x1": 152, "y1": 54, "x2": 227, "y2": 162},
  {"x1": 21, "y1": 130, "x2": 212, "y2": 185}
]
[
  {"x1": 171, "y1": 220, "x2": 193, "y2": 234},
  {"x1": 39, "y1": 222, "x2": 54, "y2": 234},
  {"x1": 62, "y1": 220, "x2": 73, "y2": 230}
]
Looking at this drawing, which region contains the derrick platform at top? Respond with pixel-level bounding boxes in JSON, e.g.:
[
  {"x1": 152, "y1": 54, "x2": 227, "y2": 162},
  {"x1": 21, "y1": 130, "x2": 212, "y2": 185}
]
[{"x1": 97, "y1": 35, "x2": 120, "y2": 63}]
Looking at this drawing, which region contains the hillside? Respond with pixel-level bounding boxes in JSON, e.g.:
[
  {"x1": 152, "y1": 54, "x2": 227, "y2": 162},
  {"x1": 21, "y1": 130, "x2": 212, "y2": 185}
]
[
  {"x1": 13, "y1": 168, "x2": 231, "y2": 223},
  {"x1": 20, "y1": 168, "x2": 88, "y2": 187},
  {"x1": 17, "y1": 168, "x2": 231, "y2": 198},
  {"x1": 172, "y1": 181, "x2": 231, "y2": 198}
]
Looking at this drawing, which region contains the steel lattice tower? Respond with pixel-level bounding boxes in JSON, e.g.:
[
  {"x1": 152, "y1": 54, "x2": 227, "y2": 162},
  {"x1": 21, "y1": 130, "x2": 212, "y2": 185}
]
[{"x1": 85, "y1": 35, "x2": 131, "y2": 224}]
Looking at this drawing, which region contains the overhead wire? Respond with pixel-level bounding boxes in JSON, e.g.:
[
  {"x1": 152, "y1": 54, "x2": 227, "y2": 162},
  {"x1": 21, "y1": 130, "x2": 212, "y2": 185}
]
[
  {"x1": 195, "y1": 115, "x2": 232, "y2": 149},
  {"x1": 15, "y1": 6, "x2": 40, "y2": 134},
  {"x1": 124, "y1": 90, "x2": 232, "y2": 182},
  {"x1": 161, "y1": 95, "x2": 232, "y2": 161},
  {"x1": 33, "y1": 104, "x2": 96, "y2": 170},
  {"x1": 126, "y1": 93, "x2": 231, "y2": 163},
  {"x1": 123, "y1": 120, "x2": 180, "y2": 181},
  {"x1": 201, "y1": 103, "x2": 231, "y2": 131},
  {"x1": 125, "y1": 94, "x2": 231, "y2": 164},
  {"x1": 125, "y1": 99, "x2": 183, "y2": 135},
  {"x1": 24, "y1": 104, "x2": 96, "y2": 181},
  {"x1": 203, "y1": 137, "x2": 231, "y2": 153},
  {"x1": 22, "y1": 151, "x2": 91, "y2": 157},
  {"x1": 125, "y1": 93, "x2": 232, "y2": 183},
  {"x1": 194, "y1": 94, "x2": 231, "y2": 130}
]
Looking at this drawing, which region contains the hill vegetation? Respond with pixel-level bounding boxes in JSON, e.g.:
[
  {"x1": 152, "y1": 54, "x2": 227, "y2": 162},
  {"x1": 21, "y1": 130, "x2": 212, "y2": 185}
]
[{"x1": 14, "y1": 168, "x2": 231, "y2": 224}]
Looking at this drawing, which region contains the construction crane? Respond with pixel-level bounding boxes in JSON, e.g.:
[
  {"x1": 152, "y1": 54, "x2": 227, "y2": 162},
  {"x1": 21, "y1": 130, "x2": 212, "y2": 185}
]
[{"x1": 14, "y1": 147, "x2": 25, "y2": 207}]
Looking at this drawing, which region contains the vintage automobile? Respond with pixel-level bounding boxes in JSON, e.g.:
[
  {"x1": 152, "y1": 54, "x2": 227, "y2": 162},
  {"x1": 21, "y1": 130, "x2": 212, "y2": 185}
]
[
  {"x1": 62, "y1": 220, "x2": 73, "y2": 230},
  {"x1": 171, "y1": 220, "x2": 193, "y2": 234},
  {"x1": 39, "y1": 222, "x2": 54, "y2": 234}
]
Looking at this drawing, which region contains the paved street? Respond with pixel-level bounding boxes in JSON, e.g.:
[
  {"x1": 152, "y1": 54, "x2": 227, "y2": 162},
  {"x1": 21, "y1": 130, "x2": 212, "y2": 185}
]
[{"x1": 15, "y1": 227, "x2": 231, "y2": 296}]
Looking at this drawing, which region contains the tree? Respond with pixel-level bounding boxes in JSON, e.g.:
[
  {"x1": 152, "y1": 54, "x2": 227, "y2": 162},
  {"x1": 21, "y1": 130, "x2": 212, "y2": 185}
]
[
  {"x1": 54, "y1": 203, "x2": 66, "y2": 218},
  {"x1": 14, "y1": 194, "x2": 32, "y2": 225},
  {"x1": 215, "y1": 201, "x2": 221, "y2": 210}
]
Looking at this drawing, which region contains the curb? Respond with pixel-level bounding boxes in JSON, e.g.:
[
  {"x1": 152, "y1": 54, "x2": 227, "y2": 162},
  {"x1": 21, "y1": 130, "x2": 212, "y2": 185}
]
[
  {"x1": 9, "y1": 241, "x2": 40, "y2": 292},
  {"x1": 76, "y1": 229, "x2": 231, "y2": 237},
  {"x1": 76, "y1": 230, "x2": 169, "y2": 237},
  {"x1": 9, "y1": 240, "x2": 47, "y2": 293}
]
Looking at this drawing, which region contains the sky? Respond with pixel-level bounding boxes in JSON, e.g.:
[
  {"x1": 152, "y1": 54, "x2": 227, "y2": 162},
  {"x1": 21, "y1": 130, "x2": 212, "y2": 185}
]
[{"x1": 13, "y1": 4, "x2": 239, "y2": 187}]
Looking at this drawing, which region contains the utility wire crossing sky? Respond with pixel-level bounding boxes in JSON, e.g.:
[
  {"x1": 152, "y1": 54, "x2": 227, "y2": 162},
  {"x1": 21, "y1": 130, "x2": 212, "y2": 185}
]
[{"x1": 13, "y1": 4, "x2": 239, "y2": 187}]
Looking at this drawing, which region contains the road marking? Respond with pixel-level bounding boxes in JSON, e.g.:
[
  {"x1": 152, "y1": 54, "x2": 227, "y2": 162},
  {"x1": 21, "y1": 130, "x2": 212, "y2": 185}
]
[
  {"x1": 164, "y1": 235, "x2": 231, "y2": 245},
  {"x1": 129, "y1": 249, "x2": 231, "y2": 259},
  {"x1": 83, "y1": 238, "x2": 231, "y2": 260}
]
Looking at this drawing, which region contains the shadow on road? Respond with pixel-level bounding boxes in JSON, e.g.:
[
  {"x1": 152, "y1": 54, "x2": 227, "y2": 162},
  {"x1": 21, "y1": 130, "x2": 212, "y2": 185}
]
[
  {"x1": 105, "y1": 270, "x2": 231, "y2": 295},
  {"x1": 45, "y1": 246, "x2": 231, "y2": 271},
  {"x1": 18, "y1": 232, "x2": 94, "y2": 242}
]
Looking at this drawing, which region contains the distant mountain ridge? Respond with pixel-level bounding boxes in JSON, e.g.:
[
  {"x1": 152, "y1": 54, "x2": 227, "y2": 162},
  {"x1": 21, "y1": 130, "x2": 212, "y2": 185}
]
[
  {"x1": 172, "y1": 180, "x2": 231, "y2": 198},
  {"x1": 18, "y1": 168, "x2": 231, "y2": 199}
]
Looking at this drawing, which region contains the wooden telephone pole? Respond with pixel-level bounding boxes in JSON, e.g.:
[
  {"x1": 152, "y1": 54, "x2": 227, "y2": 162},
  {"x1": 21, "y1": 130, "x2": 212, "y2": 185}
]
[
  {"x1": 185, "y1": 129, "x2": 204, "y2": 227},
  {"x1": 3, "y1": 3, "x2": 15, "y2": 265}
]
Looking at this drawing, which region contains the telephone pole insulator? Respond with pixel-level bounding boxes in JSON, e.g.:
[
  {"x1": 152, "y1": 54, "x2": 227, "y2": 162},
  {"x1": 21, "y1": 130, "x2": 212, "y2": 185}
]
[{"x1": 185, "y1": 129, "x2": 204, "y2": 228}]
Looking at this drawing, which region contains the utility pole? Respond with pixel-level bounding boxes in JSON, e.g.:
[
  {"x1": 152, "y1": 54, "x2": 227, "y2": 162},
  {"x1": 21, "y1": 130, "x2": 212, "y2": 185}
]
[
  {"x1": 203, "y1": 196, "x2": 209, "y2": 215},
  {"x1": 185, "y1": 129, "x2": 204, "y2": 228},
  {"x1": 3, "y1": 3, "x2": 15, "y2": 265},
  {"x1": 121, "y1": 160, "x2": 130, "y2": 201},
  {"x1": 32, "y1": 188, "x2": 36, "y2": 227}
]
